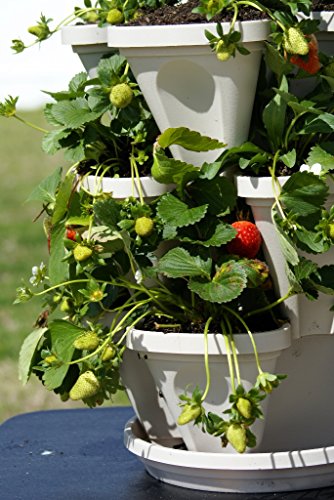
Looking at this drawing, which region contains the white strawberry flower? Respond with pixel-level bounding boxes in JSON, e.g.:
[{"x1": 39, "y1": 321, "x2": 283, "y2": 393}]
[
  {"x1": 29, "y1": 262, "x2": 47, "y2": 286},
  {"x1": 299, "y1": 162, "x2": 322, "y2": 175}
]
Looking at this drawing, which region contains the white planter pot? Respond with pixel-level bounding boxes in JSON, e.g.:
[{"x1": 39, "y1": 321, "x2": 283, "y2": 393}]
[
  {"x1": 61, "y1": 25, "x2": 116, "y2": 77},
  {"x1": 107, "y1": 21, "x2": 270, "y2": 166},
  {"x1": 236, "y1": 175, "x2": 334, "y2": 339},
  {"x1": 81, "y1": 174, "x2": 173, "y2": 202},
  {"x1": 127, "y1": 324, "x2": 291, "y2": 453},
  {"x1": 124, "y1": 416, "x2": 334, "y2": 493}
]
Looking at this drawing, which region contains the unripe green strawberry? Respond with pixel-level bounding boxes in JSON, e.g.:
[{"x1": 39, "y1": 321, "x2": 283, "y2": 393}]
[
  {"x1": 101, "y1": 345, "x2": 117, "y2": 361},
  {"x1": 106, "y1": 8, "x2": 124, "y2": 24},
  {"x1": 28, "y1": 25, "x2": 45, "y2": 38},
  {"x1": 226, "y1": 423, "x2": 247, "y2": 453},
  {"x1": 134, "y1": 216, "x2": 154, "y2": 237},
  {"x1": 60, "y1": 298, "x2": 72, "y2": 313},
  {"x1": 329, "y1": 223, "x2": 334, "y2": 239},
  {"x1": 324, "y1": 62, "x2": 334, "y2": 78},
  {"x1": 44, "y1": 355, "x2": 58, "y2": 365},
  {"x1": 85, "y1": 11, "x2": 99, "y2": 23},
  {"x1": 216, "y1": 40, "x2": 234, "y2": 62},
  {"x1": 236, "y1": 397, "x2": 253, "y2": 419},
  {"x1": 73, "y1": 244, "x2": 93, "y2": 262},
  {"x1": 110, "y1": 83, "x2": 133, "y2": 109},
  {"x1": 69, "y1": 371, "x2": 100, "y2": 401},
  {"x1": 73, "y1": 332, "x2": 100, "y2": 351},
  {"x1": 177, "y1": 404, "x2": 202, "y2": 425},
  {"x1": 283, "y1": 27, "x2": 309, "y2": 56}
]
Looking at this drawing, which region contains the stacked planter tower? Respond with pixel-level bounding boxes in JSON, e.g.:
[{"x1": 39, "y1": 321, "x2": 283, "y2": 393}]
[{"x1": 58, "y1": 10, "x2": 334, "y2": 494}]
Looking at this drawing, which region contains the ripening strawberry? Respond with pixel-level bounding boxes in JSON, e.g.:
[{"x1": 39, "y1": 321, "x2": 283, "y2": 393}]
[
  {"x1": 283, "y1": 27, "x2": 309, "y2": 56},
  {"x1": 69, "y1": 371, "x2": 100, "y2": 401},
  {"x1": 226, "y1": 423, "x2": 247, "y2": 453},
  {"x1": 290, "y1": 35, "x2": 321, "y2": 75},
  {"x1": 110, "y1": 83, "x2": 133, "y2": 108},
  {"x1": 227, "y1": 221, "x2": 262, "y2": 259},
  {"x1": 134, "y1": 216, "x2": 154, "y2": 237},
  {"x1": 66, "y1": 227, "x2": 77, "y2": 241}
]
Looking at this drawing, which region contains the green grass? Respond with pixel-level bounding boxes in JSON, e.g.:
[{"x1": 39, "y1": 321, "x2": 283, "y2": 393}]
[{"x1": 0, "y1": 110, "x2": 129, "y2": 422}]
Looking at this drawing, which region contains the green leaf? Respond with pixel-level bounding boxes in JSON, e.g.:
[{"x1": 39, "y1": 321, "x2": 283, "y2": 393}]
[
  {"x1": 262, "y1": 75, "x2": 288, "y2": 150},
  {"x1": 26, "y1": 167, "x2": 62, "y2": 204},
  {"x1": 157, "y1": 248, "x2": 212, "y2": 278},
  {"x1": 280, "y1": 149, "x2": 296, "y2": 169},
  {"x1": 68, "y1": 72, "x2": 89, "y2": 94},
  {"x1": 279, "y1": 172, "x2": 328, "y2": 216},
  {"x1": 304, "y1": 112, "x2": 334, "y2": 134},
  {"x1": 42, "y1": 129, "x2": 72, "y2": 155},
  {"x1": 307, "y1": 145, "x2": 334, "y2": 174},
  {"x1": 188, "y1": 261, "x2": 247, "y2": 303},
  {"x1": 187, "y1": 176, "x2": 237, "y2": 215},
  {"x1": 180, "y1": 222, "x2": 236, "y2": 247},
  {"x1": 312, "y1": 265, "x2": 334, "y2": 295},
  {"x1": 151, "y1": 148, "x2": 199, "y2": 185},
  {"x1": 264, "y1": 42, "x2": 294, "y2": 79},
  {"x1": 49, "y1": 98, "x2": 102, "y2": 129},
  {"x1": 49, "y1": 221, "x2": 68, "y2": 285},
  {"x1": 93, "y1": 197, "x2": 121, "y2": 229},
  {"x1": 157, "y1": 193, "x2": 208, "y2": 228},
  {"x1": 42, "y1": 320, "x2": 85, "y2": 390},
  {"x1": 272, "y1": 210, "x2": 300, "y2": 266},
  {"x1": 97, "y1": 54, "x2": 127, "y2": 86},
  {"x1": 18, "y1": 328, "x2": 47, "y2": 384},
  {"x1": 157, "y1": 127, "x2": 225, "y2": 152},
  {"x1": 52, "y1": 171, "x2": 76, "y2": 225}
]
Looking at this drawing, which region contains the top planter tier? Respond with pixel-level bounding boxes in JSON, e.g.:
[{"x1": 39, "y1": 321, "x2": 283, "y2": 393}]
[
  {"x1": 61, "y1": 25, "x2": 116, "y2": 77},
  {"x1": 107, "y1": 21, "x2": 270, "y2": 165}
]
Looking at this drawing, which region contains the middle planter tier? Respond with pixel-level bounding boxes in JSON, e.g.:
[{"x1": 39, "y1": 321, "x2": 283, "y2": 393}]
[
  {"x1": 107, "y1": 21, "x2": 270, "y2": 165},
  {"x1": 127, "y1": 325, "x2": 291, "y2": 453}
]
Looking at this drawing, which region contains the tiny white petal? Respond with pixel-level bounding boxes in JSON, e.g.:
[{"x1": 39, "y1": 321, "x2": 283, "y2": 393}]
[
  {"x1": 299, "y1": 164, "x2": 310, "y2": 172},
  {"x1": 31, "y1": 266, "x2": 39, "y2": 275},
  {"x1": 135, "y1": 270, "x2": 143, "y2": 284},
  {"x1": 310, "y1": 163, "x2": 322, "y2": 175}
]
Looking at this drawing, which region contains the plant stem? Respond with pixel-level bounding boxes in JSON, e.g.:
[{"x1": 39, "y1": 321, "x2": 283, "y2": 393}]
[
  {"x1": 225, "y1": 315, "x2": 241, "y2": 387},
  {"x1": 244, "y1": 289, "x2": 294, "y2": 318},
  {"x1": 201, "y1": 317, "x2": 213, "y2": 402},
  {"x1": 13, "y1": 114, "x2": 48, "y2": 133},
  {"x1": 221, "y1": 319, "x2": 236, "y2": 395}
]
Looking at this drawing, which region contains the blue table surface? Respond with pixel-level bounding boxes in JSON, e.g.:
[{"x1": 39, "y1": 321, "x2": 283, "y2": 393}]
[{"x1": 0, "y1": 406, "x2": 334, "y2": 500}]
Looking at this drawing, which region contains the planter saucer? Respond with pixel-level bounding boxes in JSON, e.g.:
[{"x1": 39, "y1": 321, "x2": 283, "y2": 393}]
[{"x1": 124, "y1": 417, "x2": 334, "y2": 493}]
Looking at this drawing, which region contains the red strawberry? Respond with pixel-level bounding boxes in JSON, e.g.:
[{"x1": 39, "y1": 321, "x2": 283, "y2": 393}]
[
  {"x1": 66, "y1": 227, "x2": 77, "y2": 241},
  {"x1": 289, "y1": 34, "x2": 321, "y2": 75},
  {"x1": 227, "y1": 221, "x2": 262, "y2": 259}
]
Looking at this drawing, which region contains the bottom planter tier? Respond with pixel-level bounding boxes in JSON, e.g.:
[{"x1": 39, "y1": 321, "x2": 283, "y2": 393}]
[{"x1": 124, "y1": 417, "x2": 334, "y2": 494}]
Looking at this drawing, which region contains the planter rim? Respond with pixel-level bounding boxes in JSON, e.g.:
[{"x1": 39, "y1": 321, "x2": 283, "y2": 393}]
[
  {"x1": 127, "y1": 324, "x2": 291, "y2": 355},
  {"x1": 107, "y1": 19, "x2": 270, "y2": 48},
  {"x1": 81, "y1": 174, "x2": 174, "y2": 198},
  {"x1": 61, "y1": 24, "x2": 108, "y2": 45},
  {"x1": 125, "y1": 417, "x2": 334, "y2": 472}
]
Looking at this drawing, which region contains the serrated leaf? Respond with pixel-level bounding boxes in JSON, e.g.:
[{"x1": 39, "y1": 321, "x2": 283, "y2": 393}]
[
  {"x1": 157, "y1": 127, "x2": 225, "y2": 152},
  {"x1": 188, "y1": 261, "x2": 247, "y2": 303},
  {"x1": 180, "y1": 222, "x2": 236, "y2": 247},
  {"x1": 304, "y1": 112, "x2": 334, "y2": 133},
  {"x1": 279, "y1": 171, "x2": 328, "y2": 216},
  {"x1": 97, "y1": 54, "x2": 127, "y2": 86},
  {"x1": 68, "y1": 72, "x2": 89, "y2": 94},
  {"x1": 49, "y1": 98, "x2": 102, "y2": 129},
  {"x1": 42, "y1": 129, "x2": 72, "y2": 155},
  {"x1": 26, "y1": 167, "x2": 62, "y2": 204},
  {"x1": 294, "y1": 257, "x2": 319, "y2": 282},
  {"x1": 42, "y1": 320, "x2": 85, "y2": 390},
  {"x1": 152, "y1": 148, "x2": 199, "y2": 184},
  {"x1": 93, "y1": 197, "x2": 121, "y2": 229},
  {"x1": 18, "y1": 328, "x2": 47, "y2": 384},
  {"x1": 157, "y1": 193, "x2": 208, "y2": 228},
  {"x1": 311, "y1": 265, "x2": 334, "y2": 295},
  {"x1": 187, "y1": 176, "x2": 237, "y2": 215},
  {"x1": 307, "y1": 145, "x2": 334, "y2": 174},
  {"x1": 157, "y1": 248, "x2": 212, "y2": 278},
  {"x1": 49, "y1": 221, "x2": 68, "y2": 285}
]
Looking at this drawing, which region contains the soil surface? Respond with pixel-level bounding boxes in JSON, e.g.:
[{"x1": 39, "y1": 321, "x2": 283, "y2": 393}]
[{"x1": 132, "y1": 1, "x2": 334, "y2": 26}]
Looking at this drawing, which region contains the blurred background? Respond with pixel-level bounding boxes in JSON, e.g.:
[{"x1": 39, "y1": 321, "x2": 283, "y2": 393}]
[{"x1": 0, "y1": 1, "x2": 127, "y2": 422}]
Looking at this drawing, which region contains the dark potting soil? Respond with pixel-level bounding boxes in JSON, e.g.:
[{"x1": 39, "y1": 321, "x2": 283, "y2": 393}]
[{"x1": 131, "y1": 0, "x2": 334, "y2": 26}]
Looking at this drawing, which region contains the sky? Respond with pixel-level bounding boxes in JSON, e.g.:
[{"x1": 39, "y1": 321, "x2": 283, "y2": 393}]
[{"x1": 1, "y1": 1, "x2": 84, "y2": 110}]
